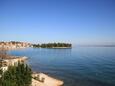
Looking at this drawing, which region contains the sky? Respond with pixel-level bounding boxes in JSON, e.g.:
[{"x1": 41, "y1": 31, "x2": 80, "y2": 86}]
[{"x1": 0, "y1": 0, "x2": 115, "y2": 45}]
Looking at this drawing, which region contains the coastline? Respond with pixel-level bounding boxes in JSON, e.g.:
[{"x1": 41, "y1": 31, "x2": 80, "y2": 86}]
[
  {"x1": 31, "y1": 72, "x2": 64, "y2": 86},
  {"x1": 0, "y1": 48, "x2": 64, "y2": 86},
  {"x1": 47, "y1": 47, "x2": 72, "y2": 49}
]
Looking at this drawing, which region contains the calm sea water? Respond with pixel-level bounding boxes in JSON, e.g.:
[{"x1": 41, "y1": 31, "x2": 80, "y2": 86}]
[{"x1": 8, "y1": 47, "x2": 115, "y2": 86}]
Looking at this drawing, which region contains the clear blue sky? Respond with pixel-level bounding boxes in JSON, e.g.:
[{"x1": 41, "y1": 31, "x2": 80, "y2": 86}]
[{"x1": 0, "y1": 0, "x2": 115, "y2": 45}]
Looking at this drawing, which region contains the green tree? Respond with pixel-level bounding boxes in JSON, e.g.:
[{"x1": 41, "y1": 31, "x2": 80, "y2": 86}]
[{"x1": 0, "y1": 63, "x2": 32, "y2": 86}]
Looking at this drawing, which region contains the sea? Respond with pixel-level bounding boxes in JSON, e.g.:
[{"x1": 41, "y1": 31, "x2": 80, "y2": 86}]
[{"x1": 8, "y1": 46, "x2": 115, "y2": 86}]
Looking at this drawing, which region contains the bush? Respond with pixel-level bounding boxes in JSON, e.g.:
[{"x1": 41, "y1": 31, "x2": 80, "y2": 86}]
[{"x1": 0, "y1": 63, "x2": 32, "y2": 86}]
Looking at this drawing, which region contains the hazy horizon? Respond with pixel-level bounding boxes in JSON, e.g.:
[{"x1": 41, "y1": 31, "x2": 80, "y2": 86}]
[{"x1": 0, "y1": 0, "x2": 115, "y2": 45}]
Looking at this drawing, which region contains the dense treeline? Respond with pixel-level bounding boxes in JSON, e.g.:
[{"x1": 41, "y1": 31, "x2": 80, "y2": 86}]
[
  {"x1": 33, "y1": 43, "x2": 72, "y2": 48},
  {"x1": 0, "y1": 63, "x2": 32, "y2": 86},
  {"x1": 33, "y1": 44, "x2": 40, "y2": 48}
]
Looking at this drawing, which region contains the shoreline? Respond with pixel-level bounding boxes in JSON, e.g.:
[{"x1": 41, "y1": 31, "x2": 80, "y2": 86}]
[
  {"x1": 51, "y1": 47, "x2": 72, "y2": 49},
  {"x1": 34, "y1": 47, "x2": 72, "y2": 49},
  {"x1": 32, "y1": 72, "x2": 64, "y2": 86},
  {"x1": 0, "y1": 52, "x2": 64, "y2": 86}
]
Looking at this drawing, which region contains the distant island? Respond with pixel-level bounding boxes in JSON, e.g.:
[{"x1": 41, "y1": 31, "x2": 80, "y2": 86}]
[
  {"x1": 33, "y1": 43, "x2": 72, "y2": 48},
  {"x1": 0, "y1": 41, "x2": 72, "y2": 49}
]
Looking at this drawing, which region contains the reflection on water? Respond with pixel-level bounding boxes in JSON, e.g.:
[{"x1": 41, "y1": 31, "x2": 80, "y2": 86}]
[{"x1": 8, "y1": 47, "x2": 115, "y2": 86}]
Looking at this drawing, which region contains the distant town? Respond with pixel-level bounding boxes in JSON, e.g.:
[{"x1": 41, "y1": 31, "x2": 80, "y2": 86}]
[{"x1": 0, "y1": 41, "x2": 32, "y2": 49}]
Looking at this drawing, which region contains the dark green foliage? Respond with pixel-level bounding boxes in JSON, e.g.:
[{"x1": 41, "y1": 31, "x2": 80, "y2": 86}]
[
  {"x1": 33, "y1": 43, "x2": 72, "y2": 48},
  {"x1": 33, "y1": 44, "x2": 40, "y2": 48},
  {"x1": 0, "y1": 63, "x2": 32, "y2": 86}
]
